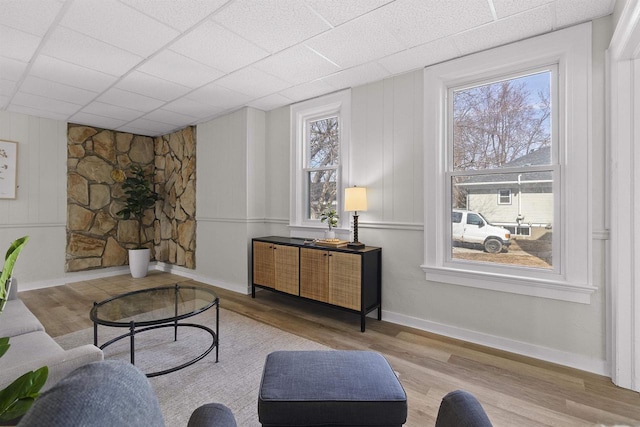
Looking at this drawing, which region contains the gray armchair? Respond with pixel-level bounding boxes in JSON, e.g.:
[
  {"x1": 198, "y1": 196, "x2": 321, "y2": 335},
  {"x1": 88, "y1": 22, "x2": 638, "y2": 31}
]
[
  {"x1": 17, "y1": 361, "x2": 236, "y2": 427},
  {"x1": 435, "y1": 390, "x2": 493, "y2": 427}
]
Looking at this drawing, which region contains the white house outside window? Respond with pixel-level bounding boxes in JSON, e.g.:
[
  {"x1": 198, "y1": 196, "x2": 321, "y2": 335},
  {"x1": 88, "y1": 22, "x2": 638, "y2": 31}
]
[{"x1": 422, "y1": 23, "x2": 595, "y2": 303}]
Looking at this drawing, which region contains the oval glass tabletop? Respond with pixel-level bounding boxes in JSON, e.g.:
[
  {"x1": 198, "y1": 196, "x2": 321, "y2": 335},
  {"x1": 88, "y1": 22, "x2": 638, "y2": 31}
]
[{"x1": 90, "y1": 284, "x2": 219, "y2": 327}]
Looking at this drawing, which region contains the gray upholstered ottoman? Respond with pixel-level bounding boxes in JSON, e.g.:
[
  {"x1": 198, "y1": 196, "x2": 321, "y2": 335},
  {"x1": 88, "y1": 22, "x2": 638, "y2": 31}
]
[{"x1": 258, "y1": 351, "x2": 407, "y2": 427}]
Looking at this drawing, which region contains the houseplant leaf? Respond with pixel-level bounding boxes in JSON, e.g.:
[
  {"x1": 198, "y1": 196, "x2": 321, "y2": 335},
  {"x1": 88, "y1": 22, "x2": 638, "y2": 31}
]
[
  {"x1": 0, "y1": 366, "x2": 48, "y2": 422},
  {"x1": 0, "y1": 236, "x2": 29, "y2": 312}
]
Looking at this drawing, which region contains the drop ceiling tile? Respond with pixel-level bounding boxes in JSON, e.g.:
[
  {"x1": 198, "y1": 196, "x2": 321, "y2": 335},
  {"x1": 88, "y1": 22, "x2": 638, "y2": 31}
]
[
  {"x1": 0, "y1": 57, "x2": 28, "y2": 81},
  {"x1": 30, "y1": 55, "x2": 118, "y2": 92},
  {"x1": 162, "y1": 98, "x2": 221, "y2": 119},
  {"x1": 70, "y1": 112, "x2": 128, "y2": 130},
  {"x1": 555, "y1": 0, "x2": 615, "y2": 28},
  {"x1": 60, "y1": 0, "x2": 179, "y2": 57},
  {"x1": 492, "y1": 0, "x2": 553, "y2": 18},
  {"x1": 452, "y1": 4, "x2": 554, "y2": 56},
  {"x1": 83, "y1": 101, "x2": 145, "y2": 121},
  {"x1": 120, "y1": 0, "x2": 228, "y2": 31},
  {"x1": 0, "y1": 24, "x2": 42, "y2": 62},
  {"x1": 186, "y1": 83, "x2": 252, "y2": 109},
  {"x1": 136, "y1": 50, "x2": 224, "y2": 88},
  {"x1": 97, "y1": 88, "x2": 165, "y2": 111},
  {"x1": 377, "y1": 37, "x2": 461, "y2": 75},
  {"x1": 170, "y1": 21, "x2": 268, "y2": 73},
  {"x1": 121, "y1": 118, "x2": 178, "y2": 135},
  {"x1": 8, "y1": 104, "x2": 70, "y2": 121},
  {"x1": 305, "y1": 11, "x2": 405, "y2": 69},
  {"x1": 0, "y1": 79, "x2": 16, "y2": 97},
  {"x1": 212, "y1": 0, "x2": 331, "y2": 53},
  {"x1": 279, "y1": 79, "x2": 337, "y2": 103},
  {"x1": 12, "y1": 91, "x2": 81, "y2": 115},
  {"x1": 20, "y1": 76, "x2": 98, "y2": 105},
  {"x1": 214, "y1": 66, "x2": 291, "y2": 99},
  {"x1": 0, "y1": 95, "x2": 9, "y2": 107},
  {"x1": 322, "y1": 62, "x2": 390, "y2": 90},
  {"x1": 247, "y1": 93, "x2": 293, "y2": 111},
  {"x1": 367, "y1": 0, "x2": 494, "y2": 49},
  {"x1": 0, "y1": 0, "x2": 63, "y2": 37},
  {"x1": 114, "y1": 71, "x2": 191, "y2": 102},
  {"x1": 306, "y1": 0, "x2": 394, "y2": 26},
  {"x1": 143, "y1": 109, "x2": 197, "y2": 126},
  {"x1": 254, "y1": 45, "x2": 340, "y2": 85},
  {"x1": 41, "y1": 27, "x2": 143, "y2": 76},
  {"x1": 115, "y1": 125, "x2": 159, "y2": 137}
]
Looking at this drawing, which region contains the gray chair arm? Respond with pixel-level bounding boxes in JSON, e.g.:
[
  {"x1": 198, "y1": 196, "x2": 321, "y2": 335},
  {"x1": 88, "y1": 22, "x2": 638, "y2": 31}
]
[
  {"x1": 187, "y1": 403, "x2": 237, "y2": 427},
  {"x1": 435, "y1": 390, "x2": 493, "y2": 427}
]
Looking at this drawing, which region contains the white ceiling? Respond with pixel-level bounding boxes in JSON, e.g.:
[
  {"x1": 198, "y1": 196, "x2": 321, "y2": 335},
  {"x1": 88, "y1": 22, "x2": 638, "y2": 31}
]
[{"x1": 0, "y1": 0, "x2": 615, "y2": 137}]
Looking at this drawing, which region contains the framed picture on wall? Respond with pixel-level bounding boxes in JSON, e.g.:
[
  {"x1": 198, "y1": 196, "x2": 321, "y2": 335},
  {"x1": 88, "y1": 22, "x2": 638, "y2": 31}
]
[{"x1": 0, "y1": 140, "x2": 18, "y2": 199}]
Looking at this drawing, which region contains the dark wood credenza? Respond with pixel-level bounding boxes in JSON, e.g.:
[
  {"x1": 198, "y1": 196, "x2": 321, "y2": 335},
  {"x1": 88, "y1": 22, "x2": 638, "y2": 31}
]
[{"x1": 251, "y1": 236, "x2": 382, "y2": 332}]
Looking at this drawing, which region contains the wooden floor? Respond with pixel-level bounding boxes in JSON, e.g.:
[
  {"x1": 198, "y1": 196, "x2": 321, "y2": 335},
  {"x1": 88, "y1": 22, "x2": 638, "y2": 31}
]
[{"x1": 19, "y1": 272, "x2": 640, "y2": 426}]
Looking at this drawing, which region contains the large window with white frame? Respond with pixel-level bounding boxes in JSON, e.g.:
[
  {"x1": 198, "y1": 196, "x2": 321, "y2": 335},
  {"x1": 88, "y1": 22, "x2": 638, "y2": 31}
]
[
  {"x1": 422, "y1": 23, "x2": 596, "y2": 303},
  {"x1": 290, "y1": 90, "x2": 351, "y2": 229}
]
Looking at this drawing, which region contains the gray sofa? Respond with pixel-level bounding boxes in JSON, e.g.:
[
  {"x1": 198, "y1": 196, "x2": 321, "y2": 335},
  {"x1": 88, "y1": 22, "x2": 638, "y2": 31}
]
[{"x1": 0, "y1": 278, "x2": 104, "y2": 392}]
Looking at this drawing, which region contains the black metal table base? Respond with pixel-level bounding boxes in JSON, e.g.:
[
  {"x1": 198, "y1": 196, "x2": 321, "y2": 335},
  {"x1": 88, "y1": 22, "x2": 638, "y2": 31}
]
[{"x1": 94, "y1": 322, "x2": 218, "y2": 377}]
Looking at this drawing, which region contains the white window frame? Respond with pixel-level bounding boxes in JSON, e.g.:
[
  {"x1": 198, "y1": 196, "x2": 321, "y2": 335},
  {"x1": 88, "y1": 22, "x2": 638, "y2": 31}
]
[
  {"x1": 290, "y1": 90, "x2": 351, "y2": 230},
  {"x1": 422, "y1": 23, "x2": 596, "y2": 304}
]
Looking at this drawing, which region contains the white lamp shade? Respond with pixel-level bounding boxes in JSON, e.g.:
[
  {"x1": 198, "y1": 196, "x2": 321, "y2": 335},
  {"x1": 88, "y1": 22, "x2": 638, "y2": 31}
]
[{"x1": 345, "y1": 187, "x2": 367, "y2": 212}]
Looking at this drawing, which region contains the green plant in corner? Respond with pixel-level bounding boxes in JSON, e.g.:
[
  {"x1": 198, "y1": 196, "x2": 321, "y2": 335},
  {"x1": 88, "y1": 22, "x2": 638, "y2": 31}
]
[
  {"x1": 116, "y1": 165, "x2": 159, "y2": 248},
  {"x1": 320, "y1": 208, "x2": 339, "y2": 230},
  {"x1": 0, "y1": 236, "x2": 49, "y2": 422}
]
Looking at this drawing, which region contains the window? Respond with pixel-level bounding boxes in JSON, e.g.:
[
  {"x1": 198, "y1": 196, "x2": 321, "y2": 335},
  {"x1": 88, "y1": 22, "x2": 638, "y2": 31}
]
[
  {"x1": 450, "y1": 69, "x2": 556, "y2": 270},
  {"x1": 306, "y1": 116, "x2": 339, "y2": 219},
  {"x1": 291, "y1": 90, "x2": 351, "y2": 229},
  {"x1": 422, "y1": 23, "x2": 595, "y2": 303},
  {"x1": 498, "y1": 189, "x2": 512, "y2": 205}
]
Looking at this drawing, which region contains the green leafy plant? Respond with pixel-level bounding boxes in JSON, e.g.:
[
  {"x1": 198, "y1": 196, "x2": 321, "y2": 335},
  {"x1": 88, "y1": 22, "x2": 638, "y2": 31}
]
[
  {"x1": 320, "y1": 208, "x2": 339, "y2": 230},
  {"x1": 0, "y1": 236, "x2": 29, "y2": 313},
  {"x1": 116, "y1": 165, "x2": 159, "y2": 248},
  {"x1": 0, "y1": 236, "x2": 48, "y2": 422}
]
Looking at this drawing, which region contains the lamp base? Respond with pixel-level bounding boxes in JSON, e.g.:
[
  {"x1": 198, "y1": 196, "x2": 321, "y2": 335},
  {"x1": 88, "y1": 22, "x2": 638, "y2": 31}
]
[{"x1": 347, "y1": 241, "x2": 365, "y2": 249}]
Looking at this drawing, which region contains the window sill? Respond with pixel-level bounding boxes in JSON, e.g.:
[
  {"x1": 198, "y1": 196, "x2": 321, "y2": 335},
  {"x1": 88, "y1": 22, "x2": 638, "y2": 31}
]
[{"x1": 421, "y1": 264, "x2": 596, "y2": 304}]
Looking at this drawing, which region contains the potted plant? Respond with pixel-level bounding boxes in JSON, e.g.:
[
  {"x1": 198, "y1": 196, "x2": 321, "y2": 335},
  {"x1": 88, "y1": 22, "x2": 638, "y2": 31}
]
[
  {"x1": 116, "y1": 165, "x2": 159, "y2": 278},
  {"x1": 0, "y1": 236, "x2": 48, "y2": 422},
  {"x1": 320, "y1": 208, "x2": 339, "y2": 240}
]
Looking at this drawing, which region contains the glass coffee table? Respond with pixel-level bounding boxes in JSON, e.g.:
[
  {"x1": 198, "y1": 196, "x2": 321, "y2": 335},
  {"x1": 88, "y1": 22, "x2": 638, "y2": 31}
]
[{"x1": 90, "y1": 283, "x2": 218, "y2": 377}]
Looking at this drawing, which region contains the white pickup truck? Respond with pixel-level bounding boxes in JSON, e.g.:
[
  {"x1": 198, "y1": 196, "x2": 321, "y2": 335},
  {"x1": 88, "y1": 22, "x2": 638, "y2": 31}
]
[{"x1": 452, "y1": 209, "x2": 511, "y2": 253}]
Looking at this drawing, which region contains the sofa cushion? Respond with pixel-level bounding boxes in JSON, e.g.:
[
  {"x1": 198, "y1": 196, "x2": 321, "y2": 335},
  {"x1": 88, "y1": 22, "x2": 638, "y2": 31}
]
[
  {"x1": 0, "y1": 299, "x2": 45, "y2": 337},
  {"x1": 258, "y1": 351, "x2": 407, "y2": 426}
]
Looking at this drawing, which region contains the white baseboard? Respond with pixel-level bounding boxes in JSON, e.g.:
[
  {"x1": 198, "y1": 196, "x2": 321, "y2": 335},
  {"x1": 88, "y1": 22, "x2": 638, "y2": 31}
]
[
  {"x1": 154, "y1": 262, "x2": 250, "y2": 295},
  {"x1": 382, "y1": 309, "x2": 609, "y2": 376},
  {"x1": 19, "y1": 265, "x2": 132, "y2": 292}
]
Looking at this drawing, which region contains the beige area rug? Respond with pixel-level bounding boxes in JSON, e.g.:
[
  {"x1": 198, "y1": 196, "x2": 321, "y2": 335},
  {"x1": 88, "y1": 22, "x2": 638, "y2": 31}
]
[{"x1": 55, "y1": 307, "x2": 330, "y2": 426}]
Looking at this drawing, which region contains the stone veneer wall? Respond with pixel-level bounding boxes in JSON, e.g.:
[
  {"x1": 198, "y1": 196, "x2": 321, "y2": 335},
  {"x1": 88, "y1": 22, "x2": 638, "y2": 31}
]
[{"x1": 66, "y1": 124, "x2": 196, "y2": 272}]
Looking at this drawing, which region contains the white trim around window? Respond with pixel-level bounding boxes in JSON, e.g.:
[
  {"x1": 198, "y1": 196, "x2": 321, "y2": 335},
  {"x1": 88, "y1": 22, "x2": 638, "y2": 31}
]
[
  {"x1": 290, "y1": 89, "x2": 351, "y2": 231},
  {"x1": 422, "y1": 23, "x2": 596, "y2": 304}
]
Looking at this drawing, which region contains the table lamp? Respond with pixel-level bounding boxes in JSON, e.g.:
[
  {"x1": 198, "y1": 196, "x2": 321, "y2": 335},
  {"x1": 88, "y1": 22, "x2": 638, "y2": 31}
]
[{"x1": 345, "y1": 186, "x2": 367, "y2": 249}]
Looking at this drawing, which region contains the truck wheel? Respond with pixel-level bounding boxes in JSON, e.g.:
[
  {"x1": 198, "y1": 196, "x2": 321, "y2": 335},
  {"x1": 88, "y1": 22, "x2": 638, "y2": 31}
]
[{"x1": 484, "y1": 238, "x2": 503, "y2": 254}]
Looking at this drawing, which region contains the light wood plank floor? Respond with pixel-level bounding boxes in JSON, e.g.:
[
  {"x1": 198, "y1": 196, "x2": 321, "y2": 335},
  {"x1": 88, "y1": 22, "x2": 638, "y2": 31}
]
[{"x1": 19, "y1": 272, "x2": 640, "y2": 426}]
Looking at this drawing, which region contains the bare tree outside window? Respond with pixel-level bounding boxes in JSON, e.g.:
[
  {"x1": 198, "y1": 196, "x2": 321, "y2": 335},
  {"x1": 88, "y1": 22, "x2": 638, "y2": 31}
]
[
  {"x1": 450, "y1": 71, "x2": 555, "y2": 269},
  {"x1": 306, "y1": 117, "x2": 339, "y2": 219}
]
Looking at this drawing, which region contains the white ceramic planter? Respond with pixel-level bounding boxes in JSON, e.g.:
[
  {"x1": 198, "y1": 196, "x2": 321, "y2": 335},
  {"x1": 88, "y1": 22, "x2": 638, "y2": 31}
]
[
  {"x1": 324, "y1": 230, "x2": 335, "y2": 240},
  {"x1": 128, "y1": 248, "x2": 150, "y2": 278}
]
